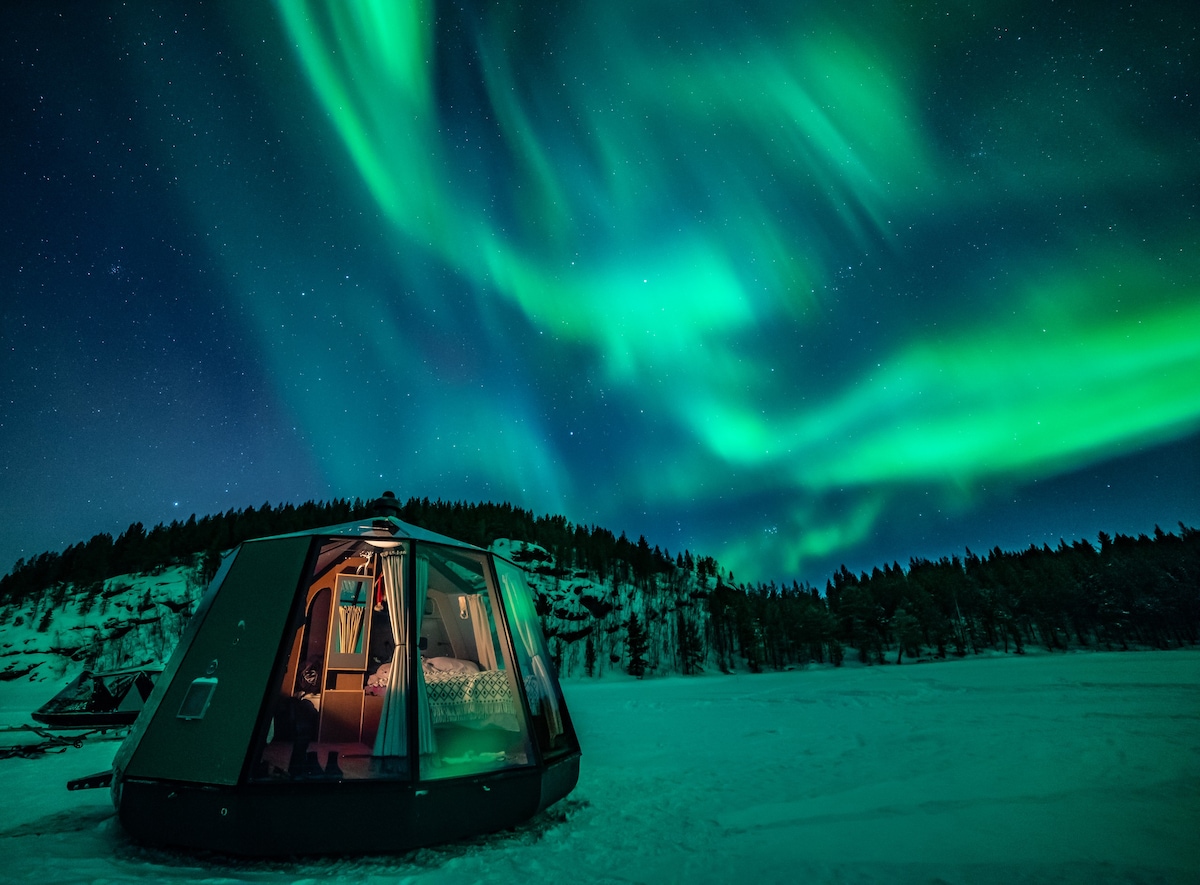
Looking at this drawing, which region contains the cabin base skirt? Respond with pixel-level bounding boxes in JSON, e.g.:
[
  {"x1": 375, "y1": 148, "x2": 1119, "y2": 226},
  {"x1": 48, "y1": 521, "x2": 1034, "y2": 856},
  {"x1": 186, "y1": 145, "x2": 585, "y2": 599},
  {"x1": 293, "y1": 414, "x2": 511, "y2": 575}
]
[{"x1": 114, "y1": 755, "x2": 579, "y2": 857}]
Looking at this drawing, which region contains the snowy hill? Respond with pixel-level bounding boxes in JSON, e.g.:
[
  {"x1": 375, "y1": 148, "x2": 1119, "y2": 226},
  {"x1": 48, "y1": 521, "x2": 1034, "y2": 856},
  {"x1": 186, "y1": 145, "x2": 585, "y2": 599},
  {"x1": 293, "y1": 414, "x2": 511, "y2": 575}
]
[
  {"x1": 494, "y1": 538, "x2": 711, "y2": 678},
  {"x1": 4, "y1": 521, "x2": 1195, "y2": 701},
  {"x1": 0, "y1": 539, "x2": 714, "y2": 689},
  {"x1": 0, "y1": 561, "x2": 205, "y2": 684},
  {"x1": 5, "y1": 507, "x2": 1195, "y2": 691}
]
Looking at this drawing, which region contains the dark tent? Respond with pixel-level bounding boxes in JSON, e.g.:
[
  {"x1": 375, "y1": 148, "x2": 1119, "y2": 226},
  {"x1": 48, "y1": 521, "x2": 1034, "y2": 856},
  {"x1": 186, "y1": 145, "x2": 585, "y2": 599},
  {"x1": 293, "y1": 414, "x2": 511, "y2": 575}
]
[{"x1": 108, "y1": 500, "x2": 580, "y2": 855}]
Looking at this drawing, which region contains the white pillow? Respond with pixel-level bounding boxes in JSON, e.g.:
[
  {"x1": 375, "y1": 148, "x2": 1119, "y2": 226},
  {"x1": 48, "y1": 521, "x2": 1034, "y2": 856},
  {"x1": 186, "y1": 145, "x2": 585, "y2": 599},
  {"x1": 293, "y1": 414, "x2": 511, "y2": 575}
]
[{"x1": 423, "y1": 656, "x2": 480, "y2": 675}]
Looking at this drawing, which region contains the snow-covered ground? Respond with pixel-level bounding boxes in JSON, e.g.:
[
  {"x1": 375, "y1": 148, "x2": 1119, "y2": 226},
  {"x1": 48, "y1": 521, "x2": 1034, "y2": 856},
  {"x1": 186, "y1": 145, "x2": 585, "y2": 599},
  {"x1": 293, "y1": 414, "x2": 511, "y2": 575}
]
[{"x1": 2, "y1": 650, "x2": 1198, "y2": 884}]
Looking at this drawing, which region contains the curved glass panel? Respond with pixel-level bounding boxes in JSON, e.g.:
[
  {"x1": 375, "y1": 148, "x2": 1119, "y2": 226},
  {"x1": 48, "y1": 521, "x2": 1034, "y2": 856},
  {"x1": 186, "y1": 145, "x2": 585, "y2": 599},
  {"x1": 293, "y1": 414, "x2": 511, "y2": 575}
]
[
  {"x1": 494, "y1": 558, "x2": 578, "y2": 759},
  {"x1": 417, "y1": 545, "x2": 534, "y2": 780}
]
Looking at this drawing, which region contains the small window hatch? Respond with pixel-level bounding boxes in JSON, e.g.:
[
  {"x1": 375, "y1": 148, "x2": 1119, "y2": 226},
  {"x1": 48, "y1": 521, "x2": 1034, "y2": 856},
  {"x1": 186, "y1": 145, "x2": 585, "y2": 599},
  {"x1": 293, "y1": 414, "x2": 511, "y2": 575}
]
[{"x1": 177, "y1": 677, "x2": 217, "y2": 720}]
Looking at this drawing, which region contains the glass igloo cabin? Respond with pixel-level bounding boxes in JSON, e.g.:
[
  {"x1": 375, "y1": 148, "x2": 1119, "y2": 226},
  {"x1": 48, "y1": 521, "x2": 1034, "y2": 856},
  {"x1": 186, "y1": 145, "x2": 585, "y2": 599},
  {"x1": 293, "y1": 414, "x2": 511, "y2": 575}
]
[{"x1": 109, "y1": 494, "x2": 580, "y2": 855}]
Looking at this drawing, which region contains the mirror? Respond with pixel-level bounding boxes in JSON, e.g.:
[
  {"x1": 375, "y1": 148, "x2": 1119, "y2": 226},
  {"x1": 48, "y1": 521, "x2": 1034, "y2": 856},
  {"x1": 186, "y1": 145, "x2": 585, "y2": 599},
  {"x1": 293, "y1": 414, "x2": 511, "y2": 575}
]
[{"x1": 327, "y1": 574, "x2": 371, "y2": 669}]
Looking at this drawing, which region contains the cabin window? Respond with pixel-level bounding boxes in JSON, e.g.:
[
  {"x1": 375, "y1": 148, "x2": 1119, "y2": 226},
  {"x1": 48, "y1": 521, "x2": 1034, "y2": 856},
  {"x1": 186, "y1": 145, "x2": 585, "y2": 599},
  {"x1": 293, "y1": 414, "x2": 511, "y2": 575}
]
[
  {"x1": 177, "y1": 677, "x2": 217, "y2": 720},
  {"x1": 248, "y1": 536, "x2": 539, "y2": 784},
  {"x1": 417, "y1": 545, "x2": 535, "y2": 780},
  {"x1": 250, "y1": 538, "x2": 406, "y2": 782}
]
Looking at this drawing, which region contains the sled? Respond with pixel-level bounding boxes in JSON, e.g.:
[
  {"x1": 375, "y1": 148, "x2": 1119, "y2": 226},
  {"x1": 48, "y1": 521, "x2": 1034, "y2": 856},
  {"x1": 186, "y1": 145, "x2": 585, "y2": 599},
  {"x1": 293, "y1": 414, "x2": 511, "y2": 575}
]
[
  {"x1": 0, "y1": 722, "x2": 124, "y2": 759},
  {"x1": 31, "y1": 666, "x2": 160, "y2": 729}
]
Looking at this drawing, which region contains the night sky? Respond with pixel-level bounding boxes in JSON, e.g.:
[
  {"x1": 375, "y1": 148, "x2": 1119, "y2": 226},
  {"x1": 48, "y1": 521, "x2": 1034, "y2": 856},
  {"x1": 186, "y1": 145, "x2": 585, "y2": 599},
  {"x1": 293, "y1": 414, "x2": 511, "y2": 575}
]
[{"x1": 2, "y1": 2, "x2": 1197, "y2": 585}]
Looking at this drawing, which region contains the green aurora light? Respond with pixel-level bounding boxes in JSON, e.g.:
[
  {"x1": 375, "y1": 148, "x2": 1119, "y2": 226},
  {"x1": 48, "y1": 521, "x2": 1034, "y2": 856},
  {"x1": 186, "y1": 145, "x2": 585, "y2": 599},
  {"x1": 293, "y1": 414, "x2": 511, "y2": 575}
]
[
  {"x1": 267, "y1": 1, "x2": 1199, "y2": 578},
  {"x1": 6, "y1": 2, "x2": 1189, "y2": 582}
]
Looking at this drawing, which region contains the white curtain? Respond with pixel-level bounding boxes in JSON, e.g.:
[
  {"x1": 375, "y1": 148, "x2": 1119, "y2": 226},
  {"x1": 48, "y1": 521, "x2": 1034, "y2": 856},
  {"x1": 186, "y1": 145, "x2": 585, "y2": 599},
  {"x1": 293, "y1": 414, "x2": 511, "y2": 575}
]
[
  {"x1": 500, "y1": 573, "x2": 563, "y2": 738},
  {"x1": 373, "y1": 550, "x2": 407, "y2": 758},
  {"x1": 466, "y1": 595, "x2": 498, "y2": 670},
  {"x1": 414, "y1": 556, "x2": 437, "y2": 756}
]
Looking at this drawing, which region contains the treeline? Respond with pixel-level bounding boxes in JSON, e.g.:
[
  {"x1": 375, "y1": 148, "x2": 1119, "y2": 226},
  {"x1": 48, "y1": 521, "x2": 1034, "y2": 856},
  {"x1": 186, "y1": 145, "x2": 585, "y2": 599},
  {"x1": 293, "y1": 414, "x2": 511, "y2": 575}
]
[
  {"x1": 0, "y1": 499, "x2": 372, "y2": 607},
  {"x1": 710, "y1": 525, "x2": 1200, "y2": 671},
  {"x1": 2, "y1": 498, "x2": 1197, "y2": 676},
  {"x1": 398, "y1": 498, "x2": 718, "y2": 587},
  {"x1": 0, "y1": 496, "x2": 710, "y2": 609}
]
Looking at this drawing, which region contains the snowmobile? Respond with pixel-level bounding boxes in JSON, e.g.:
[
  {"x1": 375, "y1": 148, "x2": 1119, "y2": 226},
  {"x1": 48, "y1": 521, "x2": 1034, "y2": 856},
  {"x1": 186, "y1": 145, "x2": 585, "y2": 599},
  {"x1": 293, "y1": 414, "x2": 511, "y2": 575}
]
[{"x1": 31, "y1": 666, "x2": 160, "y2": 728}]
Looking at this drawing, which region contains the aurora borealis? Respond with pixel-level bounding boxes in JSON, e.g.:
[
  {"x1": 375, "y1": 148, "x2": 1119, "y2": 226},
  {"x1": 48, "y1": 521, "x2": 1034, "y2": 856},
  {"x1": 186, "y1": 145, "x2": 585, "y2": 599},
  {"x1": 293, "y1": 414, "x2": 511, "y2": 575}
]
[{"x1": 2, "y1": 2, "x2": 1197, "y2": 583}]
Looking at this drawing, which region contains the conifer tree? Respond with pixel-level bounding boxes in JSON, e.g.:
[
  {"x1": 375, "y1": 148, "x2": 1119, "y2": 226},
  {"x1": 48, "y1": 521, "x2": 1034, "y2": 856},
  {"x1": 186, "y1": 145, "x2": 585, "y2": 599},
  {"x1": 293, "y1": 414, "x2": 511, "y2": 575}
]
[
  {"x1": 626, "y1": 612, "x2": 649, "y2": 678},
  {"x1": 891, "y1": 607, "x2": 922, "y2": 664},
  {"x1": 585, "y1": 634, "x2": 597, "y2": 678},
  {"x1": 676, "y1": 611, "x2": 703, "y2": 675}
]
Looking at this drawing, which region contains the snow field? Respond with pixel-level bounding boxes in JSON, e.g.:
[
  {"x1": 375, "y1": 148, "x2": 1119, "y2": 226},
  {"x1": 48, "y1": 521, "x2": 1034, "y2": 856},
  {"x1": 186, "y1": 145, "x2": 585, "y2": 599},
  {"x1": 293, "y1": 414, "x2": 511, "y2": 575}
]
[{"x1": 1, "y1": 650, "x2": 1197, "y2": 884}]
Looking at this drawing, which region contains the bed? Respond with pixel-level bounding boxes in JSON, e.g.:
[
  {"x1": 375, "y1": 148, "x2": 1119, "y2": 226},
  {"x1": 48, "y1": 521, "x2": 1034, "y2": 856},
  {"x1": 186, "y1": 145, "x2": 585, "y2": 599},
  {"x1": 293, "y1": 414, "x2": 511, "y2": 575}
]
[{"x1": 367, "y1": 657, "x2": 542, "y2": 730}]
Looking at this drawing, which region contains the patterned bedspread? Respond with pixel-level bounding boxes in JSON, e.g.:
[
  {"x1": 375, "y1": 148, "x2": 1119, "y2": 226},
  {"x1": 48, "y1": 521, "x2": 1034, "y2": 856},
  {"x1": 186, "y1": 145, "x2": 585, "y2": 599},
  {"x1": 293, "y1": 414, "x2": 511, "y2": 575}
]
[{"x1": 423, "y1": 668, "x2": 542, "y2": 725}]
